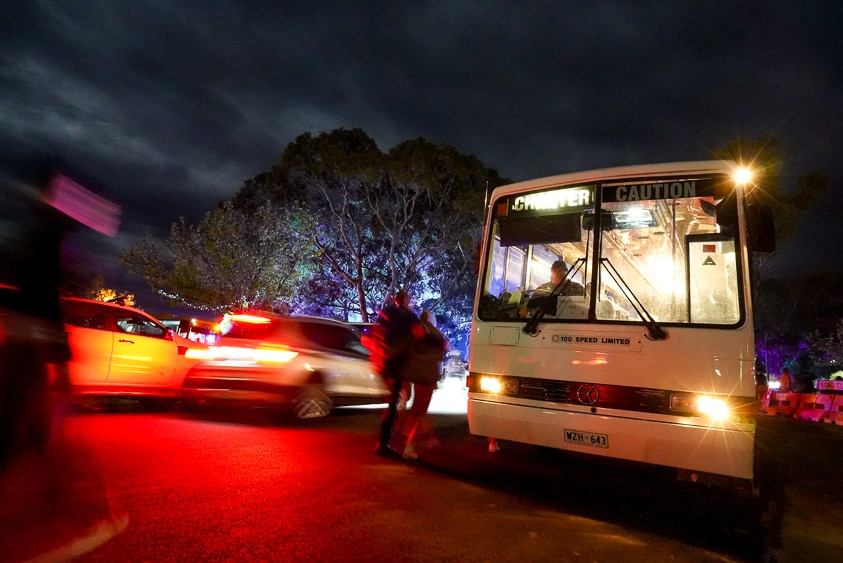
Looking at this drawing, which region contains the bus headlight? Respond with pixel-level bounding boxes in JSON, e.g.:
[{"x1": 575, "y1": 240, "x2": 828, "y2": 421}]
[
  {"x1": 670, "y1": 393, "x2": 731, "y2": 420},
  {"x1": 696, "y1": 396, "x2": 730, "y2": 419},
  {"x1": 480, "y1": 376, "x2": 502, "y2": 393},
  {"x1": 477, "y1": 376, "x2": 519, "y2": 395}
]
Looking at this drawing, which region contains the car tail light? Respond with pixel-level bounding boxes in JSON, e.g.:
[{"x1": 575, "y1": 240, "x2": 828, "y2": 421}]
[
  {"x1": 253, "y1": 348, "x2": 299, "y2": 364},
  {"x1": 227, "y1": 314, "x2": 272, "y2": 324},
  {"x1": 183, "y1": 347, "x2": 217, "y2": 360},
  {"x1": 187, "y1": 344, "x2": 299, "y2": 365}
]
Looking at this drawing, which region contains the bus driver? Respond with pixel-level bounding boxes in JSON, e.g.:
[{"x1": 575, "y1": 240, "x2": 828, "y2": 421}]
[{"x1": 533, "y1": 260, "x2": 584, "y2": 297}]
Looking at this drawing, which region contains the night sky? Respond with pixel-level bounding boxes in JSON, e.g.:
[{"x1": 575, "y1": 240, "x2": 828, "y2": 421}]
[{"x1": 2, "y1": 1, "x2": 841, "y2": 302}]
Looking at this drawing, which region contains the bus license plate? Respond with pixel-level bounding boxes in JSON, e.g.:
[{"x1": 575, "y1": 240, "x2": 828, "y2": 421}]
[{"x1": 564, "y1": 429, "x2": 608, "y2": 448}]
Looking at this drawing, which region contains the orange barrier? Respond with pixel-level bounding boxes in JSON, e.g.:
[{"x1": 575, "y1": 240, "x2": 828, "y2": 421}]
[
  {"x1": 760, "y1": 392, "x2": 803, "y2": 418},
  {"x1": 796, "y1": 393, "x2": 833, "y2": 423},
  {"x1": 826, "y1": 396, "x2": 843, "y2": 425}
]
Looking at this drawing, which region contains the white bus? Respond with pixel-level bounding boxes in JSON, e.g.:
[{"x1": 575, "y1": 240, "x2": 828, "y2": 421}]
[{"x1": 468, "y1": 161, "x2": 774, "y2": 493}]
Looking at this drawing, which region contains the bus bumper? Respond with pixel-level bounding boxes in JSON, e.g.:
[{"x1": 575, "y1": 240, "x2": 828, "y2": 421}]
[{"x1": 467, "y1": 398, "x2": 755, "y2": 480}]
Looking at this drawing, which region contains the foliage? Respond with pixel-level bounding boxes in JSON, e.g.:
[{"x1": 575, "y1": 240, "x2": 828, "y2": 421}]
[
  {"x1": 234, "y1": 128, "x2": 506, "y2": 331},
  {"x1": 121, "y1": 200, "x2": 316, "y2": 311},
  {"x1": 83, "y1": 275, "x2": 135, "y2": 306},
  {"x1": 754, "y1": 271, "x2": 843, "y2": 380}
]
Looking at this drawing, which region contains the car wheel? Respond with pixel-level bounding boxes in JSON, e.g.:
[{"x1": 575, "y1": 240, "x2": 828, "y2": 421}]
[
  {"x1": 292, "y1": 383, "x2": 333, "y2": 419},
  {"x1": 181, "y1": 397, "x2": 212, "y2": 413},
  {"x1": 138, "y1": 397, "x2": 176, "y2": 412}
]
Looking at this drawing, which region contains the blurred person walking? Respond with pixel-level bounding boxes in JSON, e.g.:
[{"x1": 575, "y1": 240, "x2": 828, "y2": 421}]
[
  {"x1": 371, "y1": 290, "x2": 423, "y2": 458},
  {"x1": 400, "y1": 310, "x2": 446, "y2": 460},
  {"x1": 0, "y1": 163, "x2": 126, "y2": 561},
  {"x1": 777, "y1": 367, "x2": 792, "y2": 393}
]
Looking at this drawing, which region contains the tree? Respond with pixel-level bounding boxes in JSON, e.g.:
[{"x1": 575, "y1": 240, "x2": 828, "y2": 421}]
[
  {"x1": 121, "y1": 200, "x2": 316, "y2": 311},
  {"x1": 754, "y1": 271, "x2": 843, "y2": 381},
  {"x1": 83, "y1": 275, "x2": 135, "y2": 306},
  {"x1": 239, "y1": 128, "x2": 506, "y2": 324}
]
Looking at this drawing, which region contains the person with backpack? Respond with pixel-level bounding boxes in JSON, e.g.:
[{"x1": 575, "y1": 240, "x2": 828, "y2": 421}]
[
  {"x1": 400, "y1": 310, "x2": 447, "y2": 460},
  {"x1": 372, "y1": 290, "x2": 422, "y2": 458}
]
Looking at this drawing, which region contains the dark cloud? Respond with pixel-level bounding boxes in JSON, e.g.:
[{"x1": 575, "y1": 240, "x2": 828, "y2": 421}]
[{"x1": 1, "y1": 0, "x2": 841, "y2": 302}]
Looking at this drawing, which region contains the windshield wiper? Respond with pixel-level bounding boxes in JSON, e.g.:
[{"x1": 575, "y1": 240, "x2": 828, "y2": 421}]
[
  {"x1": 523, "y1": 259, "x2": 586, "y2": 336},
  {"x1": 600, "y1": 258, "x2": 667, "y2": 341}
]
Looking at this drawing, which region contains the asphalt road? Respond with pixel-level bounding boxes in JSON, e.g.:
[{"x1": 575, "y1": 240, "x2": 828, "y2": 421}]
[{"x1": 1, "y1": 389, "x2": 841, "y2": 562}]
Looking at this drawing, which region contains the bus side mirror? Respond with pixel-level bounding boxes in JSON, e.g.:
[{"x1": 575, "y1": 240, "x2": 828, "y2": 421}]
[{"x1": 746, "y1": 204, "x2": 775, "y2": 252}]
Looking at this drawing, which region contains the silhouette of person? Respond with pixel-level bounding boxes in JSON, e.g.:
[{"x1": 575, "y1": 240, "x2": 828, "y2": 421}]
[
  {"x1": 778, "y1": 367, "x2": 792, "y2": 393},
  {"x1": 400, "y1": 310, "x2": 446, "y2": 460},
  {"x1": 534, "y1": 260, "x2": 584, "y2": 297},
  {"x1": 374, "y1": 290, "x2": 422, "y2": 457},
  {"x1": 0, "y1": 164, "x2": 127, "y2": 560}
]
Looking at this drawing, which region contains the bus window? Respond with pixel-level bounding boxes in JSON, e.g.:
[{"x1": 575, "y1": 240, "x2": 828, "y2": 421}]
[{"x1": 478, "y1": 173, "x2": 745, "y2": 328}]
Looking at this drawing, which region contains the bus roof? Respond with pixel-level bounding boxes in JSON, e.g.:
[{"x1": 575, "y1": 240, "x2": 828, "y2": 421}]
[{"x1": 490, "y1": 160, "x2": 739, "y2": 198}]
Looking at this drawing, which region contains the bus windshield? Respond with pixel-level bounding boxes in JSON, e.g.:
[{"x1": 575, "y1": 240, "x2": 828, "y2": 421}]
[{"x1": 479, "y1": 174, "x2": 743, "y2": 327}]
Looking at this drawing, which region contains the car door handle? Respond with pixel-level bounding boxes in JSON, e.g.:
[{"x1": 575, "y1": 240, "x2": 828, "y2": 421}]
[{"x1": 119, "y1": 339, "x2": 135, "y2": 344}]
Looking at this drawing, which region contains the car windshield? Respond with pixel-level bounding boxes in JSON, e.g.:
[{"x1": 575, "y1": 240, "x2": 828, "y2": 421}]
[
  {"x1": 217, "y1": 315, "x2": 369, "y2": 357},
  {"x1": 298, "y1": 321, "x2": 369, "y2": 356},
  {"x1": 219, "y1": 317, "x2": 283, "y2": 340}
]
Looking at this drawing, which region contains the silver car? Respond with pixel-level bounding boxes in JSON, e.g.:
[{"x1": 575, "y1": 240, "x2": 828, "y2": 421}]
[
  {"x1": 180, "y1": 313, "x2": 390, "y2": 418},
  {"x1": 442, "y1": 349, "x2": 468, "y2": 381}
]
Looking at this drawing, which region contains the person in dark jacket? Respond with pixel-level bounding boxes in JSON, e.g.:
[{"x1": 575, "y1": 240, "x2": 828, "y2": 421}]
[
  {"x1": 374, "y1": 290, "x2": 422, "y2": 457},
  {"x1": 400, "y1": 310, "x2": 446, "y2": 460}
]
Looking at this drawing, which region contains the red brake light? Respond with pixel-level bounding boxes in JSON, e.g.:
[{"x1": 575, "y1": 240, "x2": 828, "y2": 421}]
[
  {"x1": 254, "y1": 348, "x2": 299, "y2": 364},
  {"x1": 228, "y1": 314, "x2": 272, "y2": 324},
  {"x1": 183, "y1": 347, "x2": 217, "y2": 360}
]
